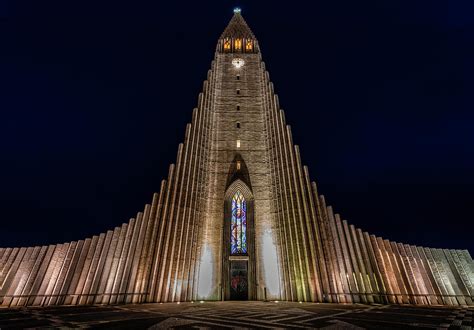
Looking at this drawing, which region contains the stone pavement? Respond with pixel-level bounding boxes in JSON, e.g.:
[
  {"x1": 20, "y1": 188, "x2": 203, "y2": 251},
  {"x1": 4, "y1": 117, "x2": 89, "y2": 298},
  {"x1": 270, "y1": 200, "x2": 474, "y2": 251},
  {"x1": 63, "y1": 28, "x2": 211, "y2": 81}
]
[{"x1": 0, "y1": 301, "x2": 472, "y2": 329}]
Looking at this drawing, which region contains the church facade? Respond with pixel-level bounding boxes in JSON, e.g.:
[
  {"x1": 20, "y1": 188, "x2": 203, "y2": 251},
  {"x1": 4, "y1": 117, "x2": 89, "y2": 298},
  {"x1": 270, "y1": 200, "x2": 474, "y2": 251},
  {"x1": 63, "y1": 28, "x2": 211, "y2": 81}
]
[{"x1": 1, "y1": 10, "x2": 473, "y2": 307}]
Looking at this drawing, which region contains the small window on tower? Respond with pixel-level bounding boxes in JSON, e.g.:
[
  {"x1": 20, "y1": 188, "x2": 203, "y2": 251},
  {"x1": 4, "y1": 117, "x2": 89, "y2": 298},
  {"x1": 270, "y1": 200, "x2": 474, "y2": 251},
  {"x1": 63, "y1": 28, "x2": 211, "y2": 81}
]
[
  {"x1": 237, "y1": 105, "x2": 240, "y2": 110},
  {"x1": 236, "y1": 161, "x2": 241, "y2": 170},
  {"x1": 236, "y1": 75, "x2": 240, "y2": 80},
  {"x1": 236, "y1": 122, "x2": 240, "y2": 128},
  {"x1": 236, "y1": 140, "x2": 241, "y2": 148},
  {"x1": 246, "y1": 40, "x2": 253, "y2": 51},
  {"x1": 224, "y1": 39, "x2": 231, "y2": 50},
  {"x1": 236, "y1": 89, "x2": 240, "y2": 95},
  {"x1": 235, "y1": 38, "x2": 242, "y2": 50}
]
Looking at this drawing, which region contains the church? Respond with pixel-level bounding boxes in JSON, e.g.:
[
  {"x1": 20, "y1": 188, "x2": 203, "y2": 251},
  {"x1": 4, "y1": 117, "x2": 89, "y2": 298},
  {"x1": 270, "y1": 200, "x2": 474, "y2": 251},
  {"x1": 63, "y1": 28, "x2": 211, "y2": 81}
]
[{"x1": 0, "y1": 9, "x2": 472, "y2": 307}]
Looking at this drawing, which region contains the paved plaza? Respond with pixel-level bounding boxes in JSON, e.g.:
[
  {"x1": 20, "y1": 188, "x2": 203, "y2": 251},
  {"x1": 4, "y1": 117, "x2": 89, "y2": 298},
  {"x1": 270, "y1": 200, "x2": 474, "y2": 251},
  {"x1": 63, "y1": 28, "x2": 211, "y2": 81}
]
[{"x1": 0, "y1": 301, "x2": 472, "y2": 329}]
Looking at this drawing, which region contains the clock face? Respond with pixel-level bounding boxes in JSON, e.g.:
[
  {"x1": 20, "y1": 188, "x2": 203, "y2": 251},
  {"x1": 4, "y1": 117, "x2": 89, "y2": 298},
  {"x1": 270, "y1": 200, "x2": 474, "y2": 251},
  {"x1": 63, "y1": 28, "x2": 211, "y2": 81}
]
[{"x1": 232, "y1": 58, "x2": 245, "y2": 68}]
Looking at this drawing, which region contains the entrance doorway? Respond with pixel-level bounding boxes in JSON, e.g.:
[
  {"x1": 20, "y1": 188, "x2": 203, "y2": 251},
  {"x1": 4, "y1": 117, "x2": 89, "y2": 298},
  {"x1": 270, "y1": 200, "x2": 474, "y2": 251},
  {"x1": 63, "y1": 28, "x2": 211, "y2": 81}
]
[
  {"x1": 230, "y1": 260, "x2": 248, "y2": 300},
  {"x1": 222, "y1": 175, "x2": 256, "y2": 301}
]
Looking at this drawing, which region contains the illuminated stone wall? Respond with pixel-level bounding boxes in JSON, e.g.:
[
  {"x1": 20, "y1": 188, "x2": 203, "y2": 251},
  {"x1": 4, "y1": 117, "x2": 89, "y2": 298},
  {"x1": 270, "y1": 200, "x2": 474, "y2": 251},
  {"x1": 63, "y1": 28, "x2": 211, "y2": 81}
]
[{"x1": 0, "y1": 11, "x2": 473, "y2": 307}]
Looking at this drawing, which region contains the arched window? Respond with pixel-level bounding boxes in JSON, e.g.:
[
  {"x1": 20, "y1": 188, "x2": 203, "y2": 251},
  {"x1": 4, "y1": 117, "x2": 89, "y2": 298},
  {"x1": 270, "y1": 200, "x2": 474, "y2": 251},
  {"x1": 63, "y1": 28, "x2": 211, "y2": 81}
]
[{"x1": 231, "y1": 191, "x2": 247, "y2": 255}]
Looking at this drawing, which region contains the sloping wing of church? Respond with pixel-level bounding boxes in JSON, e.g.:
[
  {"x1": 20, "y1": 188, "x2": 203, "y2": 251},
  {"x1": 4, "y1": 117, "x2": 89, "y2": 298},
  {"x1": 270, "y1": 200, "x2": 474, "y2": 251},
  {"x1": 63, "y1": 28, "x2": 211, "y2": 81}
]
[{"x1": 1, "y1": 9, "x2": 473, "y2": 307}]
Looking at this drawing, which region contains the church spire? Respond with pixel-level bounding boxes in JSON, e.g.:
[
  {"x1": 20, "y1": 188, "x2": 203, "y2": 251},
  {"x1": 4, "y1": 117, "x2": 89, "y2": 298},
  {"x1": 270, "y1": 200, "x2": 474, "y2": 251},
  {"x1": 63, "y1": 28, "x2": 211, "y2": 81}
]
[{"x1": 218, "y1": 8, "x2": 259, "y2": 53}]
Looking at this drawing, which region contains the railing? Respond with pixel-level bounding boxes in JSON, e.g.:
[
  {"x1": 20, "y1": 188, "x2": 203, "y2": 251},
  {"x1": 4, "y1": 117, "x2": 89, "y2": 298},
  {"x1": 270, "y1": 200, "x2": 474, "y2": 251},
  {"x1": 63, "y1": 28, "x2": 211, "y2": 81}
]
[
  {"x1": 1, "y1": 292, "x2": 472, "y2": 307},
  {"x1": 323, "y1": 292, "x2": 474, "y2": 305},
  {"x1": 0, "y1": 292, "x2": 150, "y2": 307}
]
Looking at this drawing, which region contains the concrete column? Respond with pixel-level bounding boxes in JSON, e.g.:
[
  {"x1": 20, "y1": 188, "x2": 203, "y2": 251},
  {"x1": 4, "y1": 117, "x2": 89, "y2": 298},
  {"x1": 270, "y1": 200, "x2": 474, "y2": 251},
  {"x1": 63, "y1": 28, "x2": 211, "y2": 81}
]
[
  {"x1": 65, "y1": 238, "x2": 92, "y2": 305},
  {"x1": 17, "y1": 246, "x2": 48, "y2": 306}
]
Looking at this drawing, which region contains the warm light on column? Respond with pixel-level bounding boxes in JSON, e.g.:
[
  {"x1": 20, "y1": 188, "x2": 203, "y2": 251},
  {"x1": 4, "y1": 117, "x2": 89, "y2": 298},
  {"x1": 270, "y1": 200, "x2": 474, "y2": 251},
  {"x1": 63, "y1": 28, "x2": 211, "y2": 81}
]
[
  {"x1": 197, "y1": 244, "x2": 213, "y2": 299},
  {"x1": 262, "y1": 229, "x2": 280, "y2": 298}
]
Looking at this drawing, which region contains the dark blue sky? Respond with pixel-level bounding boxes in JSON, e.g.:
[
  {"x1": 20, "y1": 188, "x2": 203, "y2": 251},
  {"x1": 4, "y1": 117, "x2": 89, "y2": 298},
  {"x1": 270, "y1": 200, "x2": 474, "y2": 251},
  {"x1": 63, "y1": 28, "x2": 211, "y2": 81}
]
[{"x1": 1, "y1": 0, "x2": 473, "y2": 253}]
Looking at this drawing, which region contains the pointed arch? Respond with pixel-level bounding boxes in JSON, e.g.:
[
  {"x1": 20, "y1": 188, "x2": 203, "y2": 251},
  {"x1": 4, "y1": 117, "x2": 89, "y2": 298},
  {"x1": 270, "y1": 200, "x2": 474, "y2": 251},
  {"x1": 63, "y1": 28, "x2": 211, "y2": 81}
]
[
  {"x1": 224, "y1": 179, "x2": 253, "y2": 200},
  {"x1": 225, "y1": 154, "x2": 252, "y2": 191},
  {"x1": 222, "y1": 179, "x2": 256, "y2": 300},
  {"x1": 225, "y1": 180, "x2": 253, "y2": 256},
  {"x1": 230, "y1": 191, "x2": 247, "y2": 255}
]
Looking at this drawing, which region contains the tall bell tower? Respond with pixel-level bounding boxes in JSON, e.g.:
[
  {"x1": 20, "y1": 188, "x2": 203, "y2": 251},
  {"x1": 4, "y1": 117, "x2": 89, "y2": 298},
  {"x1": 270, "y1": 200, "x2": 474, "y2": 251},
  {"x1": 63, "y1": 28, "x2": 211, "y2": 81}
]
[{"x1": 196, "y1": 7, "x2": 282, "y2": 301}]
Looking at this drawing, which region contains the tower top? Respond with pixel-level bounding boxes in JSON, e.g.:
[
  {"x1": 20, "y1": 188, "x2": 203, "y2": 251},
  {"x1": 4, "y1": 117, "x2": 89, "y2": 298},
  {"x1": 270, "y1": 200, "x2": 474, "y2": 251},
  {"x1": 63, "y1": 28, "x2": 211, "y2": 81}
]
[
  {"x1": 220, "y1": 9, "x2": 255, "y2": 40},
  {"x1": 218, "y1": 9, "x2": 258, "y2": 53}
]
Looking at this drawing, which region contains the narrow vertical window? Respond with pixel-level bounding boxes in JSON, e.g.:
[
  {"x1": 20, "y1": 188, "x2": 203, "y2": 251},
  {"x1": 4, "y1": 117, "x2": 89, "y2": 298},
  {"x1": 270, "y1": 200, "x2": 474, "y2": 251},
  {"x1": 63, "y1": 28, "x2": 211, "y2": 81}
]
[
  {"x1": 246, "y1": 40, "x2": 253, "y2": 51},
  {"x1": 236, "y1": 89, "x2": 240, "y2": 95},
  {"x1": 237, "y1": 105, "x2": 240, "y2": 111},
  {"x1": 231, "y1": 191, "x2": 247, "y2": 255},
  {"x1": 224, "y1": 38, "x2": 231, "y2": 51},
  {"x1": 236, "y1": 122, "x2": 240, "y2": 128},
  {"x1": 234, "y1": 38, "x2": 242, "y2": 51},
  {"x1": 236, "y1": 140, "x2": 240, "y2": 148},
  {"x1": 236, "y1": 161, "x2": 241, "y2": 170},
  {"x1": 236, "y1": 75, "x2": 240, "y2": 80}
]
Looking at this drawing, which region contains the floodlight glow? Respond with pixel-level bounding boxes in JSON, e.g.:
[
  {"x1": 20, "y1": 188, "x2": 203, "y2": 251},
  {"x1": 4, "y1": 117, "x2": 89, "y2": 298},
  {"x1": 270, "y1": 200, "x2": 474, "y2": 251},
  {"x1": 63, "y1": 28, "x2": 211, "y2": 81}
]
[
  {"x1": 262, "y1": 230, "x2": 281, "y2": 298},
  {"x1": 197, "y1": 244, "x2": 213, "y2": 299}
]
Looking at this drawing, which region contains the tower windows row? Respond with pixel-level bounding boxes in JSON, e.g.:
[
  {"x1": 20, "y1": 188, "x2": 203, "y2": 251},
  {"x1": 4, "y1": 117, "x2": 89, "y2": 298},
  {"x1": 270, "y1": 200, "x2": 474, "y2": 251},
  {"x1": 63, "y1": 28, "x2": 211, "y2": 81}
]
[{"x1": 223, "y1": 38, "x2": 254, "y2": 53}]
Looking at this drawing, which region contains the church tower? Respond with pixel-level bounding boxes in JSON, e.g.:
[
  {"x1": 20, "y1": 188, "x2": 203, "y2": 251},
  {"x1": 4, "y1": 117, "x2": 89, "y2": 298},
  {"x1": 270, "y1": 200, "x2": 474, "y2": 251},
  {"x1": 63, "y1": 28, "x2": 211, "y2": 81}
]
[
  {"x1": 196, "y1": 8, "x2": 282, "y2": 301},
  {"x1": 0, "y1": 9, "x2": 472, "y2": 307}
]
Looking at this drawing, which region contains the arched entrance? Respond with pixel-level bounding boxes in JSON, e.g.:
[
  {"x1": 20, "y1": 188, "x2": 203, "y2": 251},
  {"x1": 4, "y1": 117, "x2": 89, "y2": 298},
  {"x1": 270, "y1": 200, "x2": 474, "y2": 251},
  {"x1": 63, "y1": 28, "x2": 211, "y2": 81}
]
[{"x1": 222, "y1": 163, "x2": 256, "y2": 300}]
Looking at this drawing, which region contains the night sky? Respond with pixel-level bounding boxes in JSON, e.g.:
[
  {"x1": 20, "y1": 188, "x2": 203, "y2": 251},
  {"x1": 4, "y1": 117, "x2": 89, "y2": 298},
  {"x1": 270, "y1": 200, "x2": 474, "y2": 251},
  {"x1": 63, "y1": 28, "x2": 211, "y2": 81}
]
[{"x1": 1, "y1": 1, "x2": 473, "y2": 253}]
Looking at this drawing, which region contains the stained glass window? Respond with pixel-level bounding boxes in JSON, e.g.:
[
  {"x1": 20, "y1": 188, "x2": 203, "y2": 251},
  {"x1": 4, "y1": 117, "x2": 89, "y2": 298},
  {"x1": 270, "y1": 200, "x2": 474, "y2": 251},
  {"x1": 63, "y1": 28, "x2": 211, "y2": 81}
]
[{"x1": 231, "y1": 191, "x2": 247, "y2": 255}]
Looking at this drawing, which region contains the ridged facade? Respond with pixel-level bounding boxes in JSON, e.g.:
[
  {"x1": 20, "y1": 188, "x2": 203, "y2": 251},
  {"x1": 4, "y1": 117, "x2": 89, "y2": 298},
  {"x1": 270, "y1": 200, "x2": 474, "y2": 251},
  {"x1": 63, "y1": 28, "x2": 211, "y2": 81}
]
[{"x1": 1, "y1": 11, "x2": 473, "y2": 307}]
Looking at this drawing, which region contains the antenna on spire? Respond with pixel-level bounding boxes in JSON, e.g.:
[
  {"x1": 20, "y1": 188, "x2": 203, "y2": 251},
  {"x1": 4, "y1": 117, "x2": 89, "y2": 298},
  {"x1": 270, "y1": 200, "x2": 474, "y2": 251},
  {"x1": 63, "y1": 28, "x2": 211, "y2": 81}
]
[{"x1": 233, "y1": 7, "x2": 241, "y2": 14}]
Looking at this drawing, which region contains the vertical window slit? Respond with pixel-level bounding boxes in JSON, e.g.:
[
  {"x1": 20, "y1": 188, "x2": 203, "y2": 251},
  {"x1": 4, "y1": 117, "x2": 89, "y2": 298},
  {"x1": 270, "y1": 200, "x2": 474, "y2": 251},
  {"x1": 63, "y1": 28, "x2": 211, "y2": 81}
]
[{"x1": 230, "y1": 191, "x2": 247, "y2": 255}]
